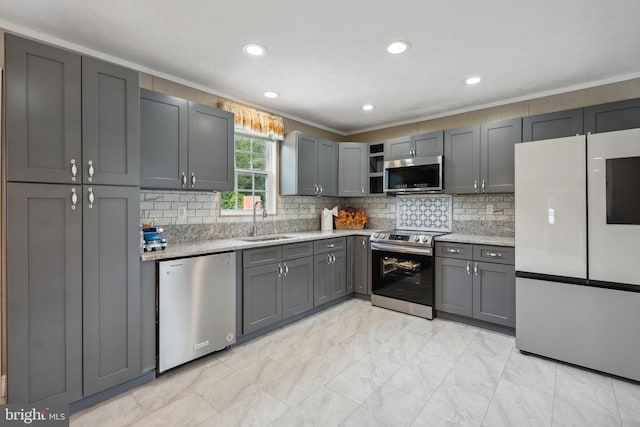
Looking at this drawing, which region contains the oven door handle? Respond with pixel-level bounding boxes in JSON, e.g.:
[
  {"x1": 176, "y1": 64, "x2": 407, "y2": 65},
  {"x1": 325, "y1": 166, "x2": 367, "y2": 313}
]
[{"x1": 371, "y1": 242, "x2": 433, "y2": 256}]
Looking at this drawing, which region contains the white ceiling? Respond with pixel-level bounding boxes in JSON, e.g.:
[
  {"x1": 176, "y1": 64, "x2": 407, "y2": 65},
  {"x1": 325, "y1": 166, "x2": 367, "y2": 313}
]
[{"x1": 1, "y1": 0, "x2": 639, "y2": 135}]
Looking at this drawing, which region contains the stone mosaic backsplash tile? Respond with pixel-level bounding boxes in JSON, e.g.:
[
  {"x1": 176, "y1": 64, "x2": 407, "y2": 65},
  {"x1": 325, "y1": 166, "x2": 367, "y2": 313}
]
[{"x1": 396, "y1": 195, "x2": 452, "y2": 232}]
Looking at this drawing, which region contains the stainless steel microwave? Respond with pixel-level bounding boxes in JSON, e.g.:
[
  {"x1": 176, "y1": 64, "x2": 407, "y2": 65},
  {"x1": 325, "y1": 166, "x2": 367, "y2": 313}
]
[{"x1": 383, "y1": 155, "x2": 443, "y2": 193}]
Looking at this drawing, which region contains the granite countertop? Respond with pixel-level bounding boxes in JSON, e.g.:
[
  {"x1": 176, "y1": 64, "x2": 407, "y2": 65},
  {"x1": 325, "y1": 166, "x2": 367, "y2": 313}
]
[
  {"x1": 141, "y1": 229, "x2": 377, "y2": 261},
  {"x1": 435, "y1": 233, "x2": 515, "y2": 247}
]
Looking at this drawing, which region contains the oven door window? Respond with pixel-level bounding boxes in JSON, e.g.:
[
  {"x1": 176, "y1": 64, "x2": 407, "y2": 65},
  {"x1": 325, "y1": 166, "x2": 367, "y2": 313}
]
[{"x1": 371, "y1": 249, "x2": 434, "y2": 306}]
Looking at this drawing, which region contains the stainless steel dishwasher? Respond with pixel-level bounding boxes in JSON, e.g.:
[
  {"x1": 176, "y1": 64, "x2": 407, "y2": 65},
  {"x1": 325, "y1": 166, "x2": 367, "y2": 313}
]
[{"x1": 158, "y1": 252, "x2": 236, "y2": 372}]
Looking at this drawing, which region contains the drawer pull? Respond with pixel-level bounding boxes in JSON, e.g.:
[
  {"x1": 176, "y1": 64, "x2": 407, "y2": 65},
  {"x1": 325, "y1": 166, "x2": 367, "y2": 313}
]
[
  {"x1": 327, "y1": 243, "x2": 335, "y2": 248},
  {"x1": 446, "y1": 248, "x2": 461, "y2": 254},
  {"x1": 486, "y1": 252, "x2": 502, "y2": 257}
]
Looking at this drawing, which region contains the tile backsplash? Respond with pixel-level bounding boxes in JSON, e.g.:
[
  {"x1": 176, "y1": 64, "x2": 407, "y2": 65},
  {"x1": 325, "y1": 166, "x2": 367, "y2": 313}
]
[{"x1": 140, "y1": 190, "x2": 514, "y2": 243}]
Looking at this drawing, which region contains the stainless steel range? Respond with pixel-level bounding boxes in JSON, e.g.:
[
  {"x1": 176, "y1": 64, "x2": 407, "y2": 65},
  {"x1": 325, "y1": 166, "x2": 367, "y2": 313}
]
[{"x1": 370, "y1": 230, "x2": 447, "y2": 319}]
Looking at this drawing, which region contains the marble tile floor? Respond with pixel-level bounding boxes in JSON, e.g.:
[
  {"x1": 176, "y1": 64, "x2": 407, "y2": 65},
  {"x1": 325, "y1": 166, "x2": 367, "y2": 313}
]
[{"x1": 71, "y1": 299, "x2": 640, "y2": 427}]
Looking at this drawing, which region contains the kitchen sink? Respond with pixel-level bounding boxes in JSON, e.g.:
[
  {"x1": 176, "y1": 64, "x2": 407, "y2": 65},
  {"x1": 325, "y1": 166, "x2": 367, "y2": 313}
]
[{"x1": 238, "y1": 235, "x2": 296, "y2": 242}]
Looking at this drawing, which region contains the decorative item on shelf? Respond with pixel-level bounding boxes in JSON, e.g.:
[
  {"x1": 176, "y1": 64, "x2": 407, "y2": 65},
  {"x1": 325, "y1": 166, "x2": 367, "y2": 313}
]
[{"x1": 334, "y1": 207, "x2": 368, "y2": 230}]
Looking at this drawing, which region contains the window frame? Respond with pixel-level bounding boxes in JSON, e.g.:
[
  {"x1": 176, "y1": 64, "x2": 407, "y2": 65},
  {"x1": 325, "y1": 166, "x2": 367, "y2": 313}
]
[{"x1": 220, "y1": 132, "x2": 278, "y2": 216}]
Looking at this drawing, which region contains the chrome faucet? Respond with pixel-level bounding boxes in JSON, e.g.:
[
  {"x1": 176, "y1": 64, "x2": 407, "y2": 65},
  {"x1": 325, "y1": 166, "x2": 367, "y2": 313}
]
[{"x1": 252, "y1": 200, "x2": 267, "y2": 236}]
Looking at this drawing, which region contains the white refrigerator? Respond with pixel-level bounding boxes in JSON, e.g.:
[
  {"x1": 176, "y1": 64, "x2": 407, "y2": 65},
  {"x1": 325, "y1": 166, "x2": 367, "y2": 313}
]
[{"x1": 515, "y1": 129, "x2": 640, "y2": 382}]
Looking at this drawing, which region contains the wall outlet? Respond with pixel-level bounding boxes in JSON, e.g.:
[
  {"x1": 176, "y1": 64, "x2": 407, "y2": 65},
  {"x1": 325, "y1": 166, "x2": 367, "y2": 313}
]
[
  {"x1": 177, "y1": 206, "x2": 187, "y2": 219},
  {"x1": 486, "y1": 204, "x2": 494, "y2": 214}
]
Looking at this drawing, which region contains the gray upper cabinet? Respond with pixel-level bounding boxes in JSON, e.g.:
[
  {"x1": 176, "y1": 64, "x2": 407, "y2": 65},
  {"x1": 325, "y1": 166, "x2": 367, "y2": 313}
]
[
  {"x1": 83, "y1": 185, "x2": 141, "y2": 395},
  {"x1": 5, "y1": 34, "x2": 82, "y2": 184},
  {"x1": 445, "y1": 119, "x2": 520, "y2": 194},
  {"x1": 281, "y1": 131, "x2": 337, "y2": 196},
  {"x1": 444, "y1": 125, "x2": 480, "y2": 194},
  {"x1": 5, "y1": 34, "x2": 140, "y2": 186},
  {"x1": 522, "y1": 109, "x2": 584, "y2": 142},
  {"x1": 140, "y1": 90, "x2": 189, "y2": 189},
  {"x1": 384, "y1": 131, "x2": 443, "y2": 161},
  {"x1": 480, "y1": 118, "x2": 521, "y2": 193},
  {"x1": 318, "y1": 138, "x2": 338, "y2": 196},
  {"x1": 384, "y1": 136, "x2": 412, "y2": 161},
  {"x1": 338, "y1": 143, "x2": 368, "y2": 197},
  {"x1": 7, "y1": 183, "x2": 83, "y2": 405},
  {"x1": 140, "y1": 92, "x2": 233, "y2": 191},
  {"x1": 188, "y1": 102, "x2": 234, "y2": 191},
  {"x1": 82, "y1": 57, "x2": 140, "y2": 186},
  {"x1": 584, "y1": 98, "x2": 640, "y2": 134}
]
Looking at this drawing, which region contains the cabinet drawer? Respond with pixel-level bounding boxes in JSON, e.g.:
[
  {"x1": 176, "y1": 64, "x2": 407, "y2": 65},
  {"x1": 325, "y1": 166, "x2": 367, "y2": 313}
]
[
  {"x1": 435, "y1": 242, "x2": 473, "y2": 260},
  {"x1": 243, "y1": 246, "x2": 282, "y2": 268},
  {"x1": 473, "y1": 245, "x2": 514, "y2": 265},
  {"x1": 314, "y1": 237, "x2": 346, "y2": 254},
  {"x1": 282, "y1": 242, "x2": 314, "y2": 261}
]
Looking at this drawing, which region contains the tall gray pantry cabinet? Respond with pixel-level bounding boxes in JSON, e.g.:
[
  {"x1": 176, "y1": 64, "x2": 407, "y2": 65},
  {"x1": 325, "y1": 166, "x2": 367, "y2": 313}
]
[{"x1": 5, "y1": 34, "x2": 141, "y2": 405}]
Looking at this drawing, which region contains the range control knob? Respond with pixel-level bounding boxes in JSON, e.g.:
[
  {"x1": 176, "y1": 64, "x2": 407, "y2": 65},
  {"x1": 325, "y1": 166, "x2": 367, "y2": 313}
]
[
  {"x1": 419, "y1": 235, "x2": 427, "y2": 243},
  {"x1": 372, "y1": 233, "x2": 379, "y2": 239}
]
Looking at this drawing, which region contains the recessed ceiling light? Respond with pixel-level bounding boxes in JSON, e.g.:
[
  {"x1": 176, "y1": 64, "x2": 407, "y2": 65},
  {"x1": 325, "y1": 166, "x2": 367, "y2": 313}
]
[
  {"x1": 387, "y1": 41, "x2": 410, "y2": 55},
  {"x1": 264, "y1": 91, "x2": 279, "y2": 99},
  {"x1": 465, "y1": 76, "x2": 482, "y2": 85},
  {"x1": 362, "y1": 104, "x2": 375, "y2": 111},
  {"x1": 242, "y1": 43, "x2": 267, "y2": 57}
]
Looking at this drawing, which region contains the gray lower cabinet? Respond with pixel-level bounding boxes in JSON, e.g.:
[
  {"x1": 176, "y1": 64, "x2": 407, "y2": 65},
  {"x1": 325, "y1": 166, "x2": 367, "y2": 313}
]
[
  {"x1": 6, "y1": 183, "x2": 141, "y2": 404},
  {"x1": 313, "y1": 250, "x2": 346, "y2": 306},
  {"x1": 348, "y1": 236, "x2": 370, "y2": 295},
  {"x1": 435, "y1": 242, "x2": 515, "y2": 327},
  {"x1": 283, "y1": 257, "x2": 314, "y2": 319},
  {"x1": 338, "y1": 143, "x2": 368, "y2": 197},
  {"x1": 435, "y1": 257, "x2": 473, "y2": 317},
  {"x1": 83, "y1": 185, "x2": 141, "y2": 395},
  {"x1": 243, "y1": 263, "x2": 283, "y2": 334},
  {"x1": 7, "y1": 183, "x2": 83, "y2": 405},
  {"x1": 445, "y1": 119, "x2": 521, "y2": 194},
  {"x1": 243, "y1": 242, "x2": 314, "y2": 333},
  {"x1": 522, "y1": 108, "x2": 584, "y2": 142},
  {"x1": 472, "y1": 262, "x2": 515, "y2": 327}
]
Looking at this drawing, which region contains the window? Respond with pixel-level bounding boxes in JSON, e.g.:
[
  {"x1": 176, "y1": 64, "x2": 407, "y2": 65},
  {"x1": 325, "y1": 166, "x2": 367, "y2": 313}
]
[{"x1": 221, "y1": 134, "x2": 277, "y2": 215}]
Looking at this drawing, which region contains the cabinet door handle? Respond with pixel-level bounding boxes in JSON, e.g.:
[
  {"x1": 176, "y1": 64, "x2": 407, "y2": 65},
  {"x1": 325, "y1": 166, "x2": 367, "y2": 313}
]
[
  {"x1": 474, "y1": 179, "x2": 478, "y2": 193},
  {"x1": 71, "y1": 188, "x2": 78, "y2": 210},
  {"x1": 191, "y1": 173, "x2": 196, "y2": 187},
  {"x1": 481, "y1": 179, "x2": 486, "y2": 192},
  {"x1": 332, "y1": 254, "x2": 336, "y2": 264},
  {"x1": 70, "y1": 159, "x2": 78, "y2": 182},
  {"x1": 474, "y1": 262, "x2": 479, "y2": 276},
  {"x1": 361, "y1": 186, "x2": 365, "y2": 194},
  {"x1": 362, "y1": 239, "x2": 367, "y2": 248},
  {"x1": 284, "y1": 263, "x2": 289, "y2": 275},
  {"x1": 87, "y1": 187, "x2": 95, "y2": 209},
  {"x1": 181, "y1": 172, "x2": 187, "y2": 188},
  {"x1": 486, "y1": 252, "x2": 502, "y2": 258},
  {"x1": 319, "y1": 185, "x2": 323, "y2": 195},
  {"x1": 278, "y1": 264, "x2": 283, "y2": 277},
  {"x1": 327, "y1": 254, "x2": 332, "y2": 265},
  {"x1": 466, "y1": 261, "x2": 471, "y2": 275},
  {"x1": 315, "y1": 184, "x2": 319, "y2": 195},
  {"x1": 446, "y1": 248, "x2": 461, "y2": 254},
  {"x1": 87, "y1": 160, "x2": 95, "y2": 182}
]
